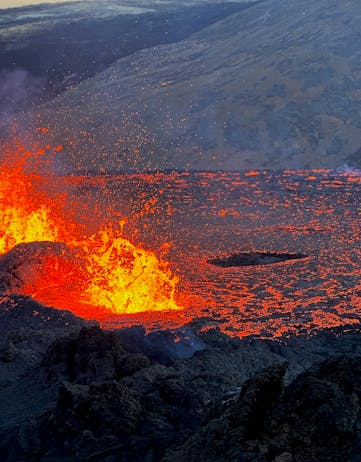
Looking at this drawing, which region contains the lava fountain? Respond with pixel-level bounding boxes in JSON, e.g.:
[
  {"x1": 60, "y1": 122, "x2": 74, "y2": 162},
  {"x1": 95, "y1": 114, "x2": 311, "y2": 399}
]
[{"x1": 0, "y1": 133, "x2": 181, "y2": 319}]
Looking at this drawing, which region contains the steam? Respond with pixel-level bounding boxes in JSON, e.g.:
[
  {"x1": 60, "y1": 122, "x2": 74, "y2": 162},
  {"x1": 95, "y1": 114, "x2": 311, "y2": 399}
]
[
  {"x1": 117, "y1": 325, "x2": 206, "y2": 363},
  {"x1": 0, "y1": 69, "x2": 45, "y2": 123},
  {"x1": 333, "y1": 163, "x2": 361, "y2": 175}
]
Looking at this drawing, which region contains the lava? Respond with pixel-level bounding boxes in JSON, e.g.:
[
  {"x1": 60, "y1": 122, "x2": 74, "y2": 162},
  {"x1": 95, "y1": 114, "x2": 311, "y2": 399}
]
[
  {"x1": 0, "y1": 137, "x2": 359, "y2": 339},
  {"x1": 0, "y1": 135, "x2": 181, "y2": 318},
  {"x1": 90, "y1": 169, "x2": 360, "y2": 338}
]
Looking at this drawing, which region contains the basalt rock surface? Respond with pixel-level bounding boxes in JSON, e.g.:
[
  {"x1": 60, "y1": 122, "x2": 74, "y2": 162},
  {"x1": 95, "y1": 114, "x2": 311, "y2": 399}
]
[
  {"x1": 0, "y1": 0, "x2": 258, "y2": 115},
  {"x1": 208, "y1": 252, "x2": 308, "y2": 267},
  {"x1": 1, "y1": 298, "x2": 361, "y2": 461},
  {"x1": 0, "y1": 241, "x2": 75, "y2": 293},
  {"x1": 164, "y1": 356, "x2": 361, "y2": 462}
]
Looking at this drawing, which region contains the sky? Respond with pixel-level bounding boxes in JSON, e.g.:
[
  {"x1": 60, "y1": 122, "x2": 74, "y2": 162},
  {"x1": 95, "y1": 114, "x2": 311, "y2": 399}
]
[{"x1": 0, "y1": 0, "x2": 86, "y2": 8}]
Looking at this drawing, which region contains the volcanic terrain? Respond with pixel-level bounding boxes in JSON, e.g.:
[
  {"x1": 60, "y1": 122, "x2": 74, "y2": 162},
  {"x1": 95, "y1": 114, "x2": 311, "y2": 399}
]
[
  {"x1": 2, "y1": 298, "x2": 361, "y2": 462},
  {"x1": 0, "y1": 0, "x2": 360, "y2": 461},
  {"x1": 11, "y1": 0, "x2": 361, "y2": 172},
  {"x1": 0, "y1": 0, "x2": 258, "y2": 115}
]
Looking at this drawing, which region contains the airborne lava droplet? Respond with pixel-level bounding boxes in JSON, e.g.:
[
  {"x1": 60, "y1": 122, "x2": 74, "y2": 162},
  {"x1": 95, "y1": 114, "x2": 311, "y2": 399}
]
[{"x1": 0, "y1": 135, "x2": 181, "y2": 318}]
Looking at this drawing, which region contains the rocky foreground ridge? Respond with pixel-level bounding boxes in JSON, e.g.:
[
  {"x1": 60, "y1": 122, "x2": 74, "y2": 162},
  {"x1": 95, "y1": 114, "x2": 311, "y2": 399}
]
[{"x1": 1, "y1": 295, "x2": 361, "y2": 461}]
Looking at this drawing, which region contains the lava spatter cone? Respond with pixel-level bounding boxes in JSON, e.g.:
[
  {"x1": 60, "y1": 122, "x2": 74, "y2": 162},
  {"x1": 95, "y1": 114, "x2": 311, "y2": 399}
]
[{"x1": 0, "y1": 136, "x2": 182, "y2": 318}]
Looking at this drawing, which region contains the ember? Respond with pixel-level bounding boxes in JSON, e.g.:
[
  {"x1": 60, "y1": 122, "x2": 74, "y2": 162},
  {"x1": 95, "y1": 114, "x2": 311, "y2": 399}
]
[
  {"x1": 0, "y1": 136, "x2": 181, "y2": 317},
  {"x1": 1, "y1": 137, "x2": 360, "y2": 339},
  {"x1": 91, "y1": 169, "x2": 360, "y2": 338}
]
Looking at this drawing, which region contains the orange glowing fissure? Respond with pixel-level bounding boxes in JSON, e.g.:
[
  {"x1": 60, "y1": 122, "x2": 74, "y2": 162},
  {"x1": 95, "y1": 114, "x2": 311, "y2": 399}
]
[{"x1": 0, "y1": 136, "x2": 181, "y2": 317}]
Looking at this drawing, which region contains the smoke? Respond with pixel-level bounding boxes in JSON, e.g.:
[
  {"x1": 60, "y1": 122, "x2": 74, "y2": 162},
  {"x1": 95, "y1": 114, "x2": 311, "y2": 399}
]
[
  {"x1": 333, "y1": 163, "x2": 361, "y2": 175},
  {"x1": 0, "y1": 69, "x2": 45, "y2": 123},
  {"x1": 116, "y1": 325, "x2": 206, "y2": 364}
]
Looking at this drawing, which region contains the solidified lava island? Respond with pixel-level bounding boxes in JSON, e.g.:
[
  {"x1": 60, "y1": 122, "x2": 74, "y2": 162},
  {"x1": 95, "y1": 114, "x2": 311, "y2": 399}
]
[{"x1": 208, "y1": 252, "x2": 309, "y2": 267}]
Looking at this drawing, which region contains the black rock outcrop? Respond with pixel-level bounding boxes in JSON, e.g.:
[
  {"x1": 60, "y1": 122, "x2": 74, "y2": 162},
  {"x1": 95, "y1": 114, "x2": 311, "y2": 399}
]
[
  {"x1": 165, "y1": 355, "x2": 361, "y2": 462},
  {"x1": 2, "y1": 301, "x2": 361, "y2": 462}
]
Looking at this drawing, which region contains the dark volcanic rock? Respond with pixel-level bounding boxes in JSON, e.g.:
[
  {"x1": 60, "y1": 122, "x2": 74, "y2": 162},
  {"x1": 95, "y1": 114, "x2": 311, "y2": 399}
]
[
  {"x1": 162, "y1": 363, "x2": 288, "y2": 462},
  {"x1": 229, "y1": 362, "x2": 288, "y2": 438},
  {"x1": 0, "y1": 294, "x2": 88, "y2": 362},
  {"x1": 33, "y1": 364, "x2": 203, "y2": 461},
  {"x1": 208, "y1": 252, "x2": 308, "y2": 267},
  {"x1": 117, "y1": 325, "x2": 206, "y2": 364},
  {"x1": 57, "y1": 380, "x2": 143, "y2": 435},
  {"x1": 266, "y1": 356, "x2": 361, "y2": 461},
  {"x1": 42, "y1": 326, "x2": 150, "y2": 383},
  {"x1": 164, "y1": 355, "x2": 361, "y2": 462},
  {"x1": 3, "y1": 302, "x2": 361, "y2": 462},
  {"x1": 345, "y1": 147, "x2": 361, "y2": 169},
  {"x1": 0, "y1": 241, "x2": 74, "y2": 293},
  {"x1": 3, "y1": 326, "x2": 285, "y2": 461}
]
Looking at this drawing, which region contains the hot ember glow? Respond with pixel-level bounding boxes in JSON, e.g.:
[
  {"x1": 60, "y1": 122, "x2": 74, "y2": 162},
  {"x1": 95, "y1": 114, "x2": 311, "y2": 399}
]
[
  {"x1": 0, "y1": 146, "x2": 62, "y2": 253},
  {"x1": 0, "y1": 136, "x2": 181, "y2": 317},
  {"x1": 1, "y1": 136, "x2": 359, "y2": 338}
]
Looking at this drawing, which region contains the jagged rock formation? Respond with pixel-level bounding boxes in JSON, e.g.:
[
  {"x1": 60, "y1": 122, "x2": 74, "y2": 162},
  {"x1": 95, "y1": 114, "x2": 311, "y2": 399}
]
[
  {"x1": 1, "y1": 300, "x2": 361, "y2": 461},
  {"x1": 164, "y1": 356, "x2": 361, "y2": 462}
]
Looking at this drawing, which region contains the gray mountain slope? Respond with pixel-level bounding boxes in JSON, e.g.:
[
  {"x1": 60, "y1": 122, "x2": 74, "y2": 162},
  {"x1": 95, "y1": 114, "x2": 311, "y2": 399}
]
[
  {"x1": 0, "y1": 0, "x2": 257, "y2": 117},
  {"x1": 19, "y1": 0, "x2": 361, "y2": 171}
]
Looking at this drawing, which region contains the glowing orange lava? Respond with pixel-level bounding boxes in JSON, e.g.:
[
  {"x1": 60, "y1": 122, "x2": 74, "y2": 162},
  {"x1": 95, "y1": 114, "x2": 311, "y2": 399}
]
[{"x1": 0, "y1": 136, "x2": 181, "y2": 317}]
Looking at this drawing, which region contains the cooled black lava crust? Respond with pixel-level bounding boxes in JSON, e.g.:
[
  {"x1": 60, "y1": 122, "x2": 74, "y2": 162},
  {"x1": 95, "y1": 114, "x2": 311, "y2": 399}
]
[{"x1": 208, "y1": 252, "x2": 308, "y2": 267}]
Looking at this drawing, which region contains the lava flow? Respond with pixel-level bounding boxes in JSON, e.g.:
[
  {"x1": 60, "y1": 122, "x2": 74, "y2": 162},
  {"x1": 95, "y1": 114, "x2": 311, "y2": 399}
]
[{"x1": 0, "y1": 135, "x2": 181, "y2": 319}]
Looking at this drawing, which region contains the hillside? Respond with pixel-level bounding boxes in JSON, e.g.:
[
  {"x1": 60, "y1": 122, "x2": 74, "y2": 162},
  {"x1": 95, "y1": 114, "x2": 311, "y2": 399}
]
[
  {"x1": 0, "y1": 0, "x2": 255, "y2": 117},
  {"x1": 14, "y1": 0, "x2": 361, "y2": 171}
]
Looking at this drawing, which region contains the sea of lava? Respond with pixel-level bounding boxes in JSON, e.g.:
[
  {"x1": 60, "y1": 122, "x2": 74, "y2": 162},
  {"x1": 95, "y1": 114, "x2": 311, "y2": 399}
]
[{"x1": 1, "y1": 136, "x2": 360, "y2": 339}]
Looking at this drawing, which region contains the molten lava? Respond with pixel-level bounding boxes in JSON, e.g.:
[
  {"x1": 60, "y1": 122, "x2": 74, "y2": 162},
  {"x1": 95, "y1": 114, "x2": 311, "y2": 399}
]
[
  {"x1": 2, "y1": 137, "x2": 359, "y2": 338},
  {"x1": 0, "y1": 148, "x2": 61, "y2": 253},
  {"x1": 0, "y1": 136, "x2": 181, "y2": 317}
]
